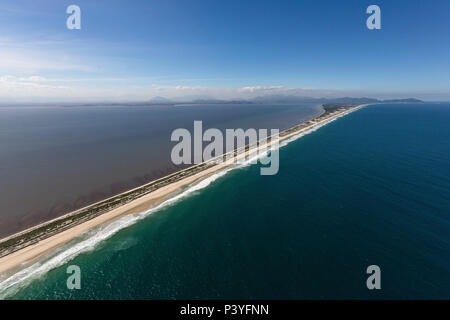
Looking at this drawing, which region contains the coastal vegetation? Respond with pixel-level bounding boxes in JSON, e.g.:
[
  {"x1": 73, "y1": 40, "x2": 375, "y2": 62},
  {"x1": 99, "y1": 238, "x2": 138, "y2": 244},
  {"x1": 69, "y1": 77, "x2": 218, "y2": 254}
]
[{"x1": 0, "y1": 104, "x2": 361, "y2": 259}]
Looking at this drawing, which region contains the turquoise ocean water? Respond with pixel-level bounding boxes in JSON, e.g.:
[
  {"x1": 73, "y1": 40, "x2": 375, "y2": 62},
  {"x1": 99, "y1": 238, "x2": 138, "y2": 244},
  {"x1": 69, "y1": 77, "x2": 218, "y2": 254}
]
[{"x1": 2, "y1": 103, "x2": 449, "y2": 299}]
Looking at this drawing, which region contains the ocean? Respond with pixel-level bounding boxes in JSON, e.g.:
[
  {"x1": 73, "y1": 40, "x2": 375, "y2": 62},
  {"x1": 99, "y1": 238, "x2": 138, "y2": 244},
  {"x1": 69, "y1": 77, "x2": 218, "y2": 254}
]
[
  {"x1": 0, "y1": 103, "x2": 321, "y2": 238},
  {"x1": 1, "y1": 103, "x2": 449, "y2": 299}
]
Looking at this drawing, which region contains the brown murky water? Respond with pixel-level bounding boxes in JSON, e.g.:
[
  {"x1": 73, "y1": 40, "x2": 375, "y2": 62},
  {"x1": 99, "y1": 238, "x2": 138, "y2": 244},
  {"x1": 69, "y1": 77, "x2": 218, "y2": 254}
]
[{"x1": 0, "y1": 103, "x2": 321, "y2": 237}]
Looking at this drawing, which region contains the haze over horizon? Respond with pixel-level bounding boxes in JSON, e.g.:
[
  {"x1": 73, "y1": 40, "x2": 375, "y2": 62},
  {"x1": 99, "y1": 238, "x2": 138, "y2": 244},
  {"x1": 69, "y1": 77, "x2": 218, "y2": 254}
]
[{"x1": 0, "y1": 0, "x2": 449, "y2": 102}]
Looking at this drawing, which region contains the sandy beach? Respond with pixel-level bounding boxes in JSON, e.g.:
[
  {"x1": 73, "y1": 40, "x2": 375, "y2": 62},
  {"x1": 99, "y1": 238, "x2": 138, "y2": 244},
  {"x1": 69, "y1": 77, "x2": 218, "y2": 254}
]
[{"x1": 0, "y1": 104, "x2": 366, "y2": 274}]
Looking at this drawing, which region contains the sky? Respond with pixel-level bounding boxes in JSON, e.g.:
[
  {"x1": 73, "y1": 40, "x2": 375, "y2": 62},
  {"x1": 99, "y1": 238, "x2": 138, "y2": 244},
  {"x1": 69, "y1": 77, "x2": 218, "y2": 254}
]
[{"x1": 0, "y1": 0, "x2": 449, "y2": 102}]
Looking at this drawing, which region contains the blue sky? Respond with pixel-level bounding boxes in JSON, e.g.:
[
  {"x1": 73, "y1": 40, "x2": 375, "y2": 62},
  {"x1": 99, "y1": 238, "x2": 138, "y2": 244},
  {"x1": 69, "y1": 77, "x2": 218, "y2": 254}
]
[{"x1": 0, "y1": 0, "x2": 449, "y2": 101}]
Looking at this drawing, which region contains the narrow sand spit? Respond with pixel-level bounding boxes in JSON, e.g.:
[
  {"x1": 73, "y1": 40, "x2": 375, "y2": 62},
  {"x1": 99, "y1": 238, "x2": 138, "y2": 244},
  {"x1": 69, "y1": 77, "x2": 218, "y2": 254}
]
[{"x1": 0, "y1": 105, "x2": 367, "y2": 274}]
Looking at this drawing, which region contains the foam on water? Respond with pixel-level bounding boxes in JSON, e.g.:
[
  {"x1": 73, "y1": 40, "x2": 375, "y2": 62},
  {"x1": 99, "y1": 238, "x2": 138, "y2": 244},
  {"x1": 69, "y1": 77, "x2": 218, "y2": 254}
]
[
  {"x1": 0, "y1": 109, "x2": 356, "y2": 298},
  {"x1": 0, "y1": 166, "x2": 234, "y2": 298}
]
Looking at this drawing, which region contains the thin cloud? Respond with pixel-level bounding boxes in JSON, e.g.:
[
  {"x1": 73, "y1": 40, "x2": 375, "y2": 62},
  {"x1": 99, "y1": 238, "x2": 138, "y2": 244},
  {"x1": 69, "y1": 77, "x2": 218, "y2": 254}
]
[
  {"x1": 0, "y1": 78, "x2": 441, "y2": 102},
  {"x1": 0, "y1": 50, "x2": 96, "y2": 73}
]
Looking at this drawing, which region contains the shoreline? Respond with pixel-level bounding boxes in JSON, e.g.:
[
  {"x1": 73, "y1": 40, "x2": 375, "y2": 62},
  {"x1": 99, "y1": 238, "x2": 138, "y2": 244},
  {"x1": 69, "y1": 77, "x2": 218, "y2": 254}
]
[{"x1": 0, "y1": 103, "x2": 368, "y2": 274}]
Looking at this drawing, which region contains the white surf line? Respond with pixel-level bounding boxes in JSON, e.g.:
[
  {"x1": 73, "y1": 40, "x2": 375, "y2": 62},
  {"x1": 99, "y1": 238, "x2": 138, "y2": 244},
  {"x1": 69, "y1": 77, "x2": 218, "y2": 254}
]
[
  {"x1": 0, "y1": 105, "x2": 366, "y2": 298},
  {"x1": 0, "y1": 166, "x2": 235, "y2": 298}
]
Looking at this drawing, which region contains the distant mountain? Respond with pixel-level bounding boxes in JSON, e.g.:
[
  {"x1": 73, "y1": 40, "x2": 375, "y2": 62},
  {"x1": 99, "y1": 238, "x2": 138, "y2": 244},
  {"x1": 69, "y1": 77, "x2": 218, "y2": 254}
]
[
  {"x1": 250, "y1": 95, "x2": 316, "y2": 104},
  {"x1": 250, "y1": 95, "x2": 382, "y2": 104},
  {"x1": 249, "y1": 95, "x2": 424, "y2": 105},
  {"x1": 148, "y1": 96, "x2": 174, "y2": 103},
  {"x1": 327, "y1": 97, "x2": 380, "y2": 104},
  {"x1": 381, "y1": 98, "x2": 423, "y2": 103},
  {"x1": 10, "y1": 96, "x2": 423, "y2": 108},
  {"x1": 189, "y1": 99, "x2": 251, "y2": 104}
]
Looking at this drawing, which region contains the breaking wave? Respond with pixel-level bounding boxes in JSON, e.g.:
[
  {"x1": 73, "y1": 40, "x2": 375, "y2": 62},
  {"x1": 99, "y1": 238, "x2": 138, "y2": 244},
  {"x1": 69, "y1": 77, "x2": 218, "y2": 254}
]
[{"x1": 0, "y1": 108, "x2": 357, "y2": 298}]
